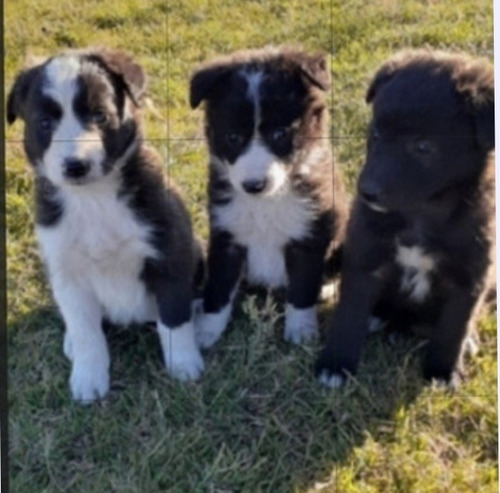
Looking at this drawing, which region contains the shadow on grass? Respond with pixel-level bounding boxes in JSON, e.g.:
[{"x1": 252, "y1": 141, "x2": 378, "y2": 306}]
[{"x1": 9, "y1": 295, "x2": 487, "y2": 492}]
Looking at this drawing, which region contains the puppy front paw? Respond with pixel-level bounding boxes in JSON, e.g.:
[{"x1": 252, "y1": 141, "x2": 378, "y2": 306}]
[
  {"x1": 70, "y1": 355, "x2": 110, "y2": 404},
  {"x1": 166, "y1": 346, "x2": 205, "y2": 381},
  {"x1": 159, "y1": 322, "x2": 205, "y2": 381},
  {"x1": 315, "y1": 351, "x2": 346, "y2": 389},
  {"x1": 194, "y1": 306, "x2": 231, "y2": 349},
  {"x1": 423, "y1": 355, "x2": 463, "y2": 390},
  {"x1": 284, "y1": 305, "x2": 318, "y2": 344}
]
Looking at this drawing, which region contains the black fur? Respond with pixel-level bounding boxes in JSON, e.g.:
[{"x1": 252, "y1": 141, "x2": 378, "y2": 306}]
[{"x1": 316, "y1": 50, "x2": 495, "y2": 387}]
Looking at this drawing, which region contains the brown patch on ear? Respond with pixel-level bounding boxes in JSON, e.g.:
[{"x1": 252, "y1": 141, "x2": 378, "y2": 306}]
[
  {"x1": 92, "y1": 48, "x2": 147, "y2": 105},
  {"x1": 7, "y1": 64, "x2": 43, "y2": 124},
  {"x1": 189, "y1": 65, "x2": 232, "y2": 109},
  {"x1": 296, "y1": 52, "x2": 330, "y2": 91}
]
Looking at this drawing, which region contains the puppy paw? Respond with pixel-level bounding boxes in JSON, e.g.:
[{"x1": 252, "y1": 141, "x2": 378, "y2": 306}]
[
  {"x1": 315, "y1": 349, "x2": 351, "y2": 389},
  {"x1": 194, "y1": 307, "x2": 231, "y2": 349},
  {"x1": 423, "y1": 358, "x2": 463, "y2": 390},
  {"x1": 166, "y1": 347, "x2": 205, "y2": 381},
  {"x1": 284, "y1": 305, "x2": 318, "y2": 344},
  {"x1": 70, "y1": 356, "x2": 110, "y2": 404},
  {"x1": 159, "y1": 322, "x2": 205, "y2": 380},
  {"x1": 317, "y1": 370, "x2": 345, "y2": 389}
]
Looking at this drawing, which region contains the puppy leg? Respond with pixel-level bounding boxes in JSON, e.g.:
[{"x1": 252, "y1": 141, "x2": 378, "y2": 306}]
[
  {"x1": 284, "y1": 244, "x2": 325, "y2": 344},
  {"x1": 423, "y1": 286, "x2": 485, "y2": 386},
  {"x1": 316, "y1": 268, "x2": 382, "y2": 388},
  {"x1": 52, "y1": 279, "x2": 109, "y2": 403},
  {"x1": 195, "y1": 231, "x2": 245, "y2": 349},
  {"x1": 154, "y1": 279, "x2": 204, "y2": 381}
]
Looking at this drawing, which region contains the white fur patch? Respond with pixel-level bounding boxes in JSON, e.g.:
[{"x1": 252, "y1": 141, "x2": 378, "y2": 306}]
[
  {"x1": 396, "y1": 245, "x2": 435, "y2": 302},
  {"x1": 318, "y1": 371, "x2": 344, "y2": 389},
  {"x1": 43, "y1": 57, "x2": 109, "y2": 186},
  {"x1": 227, "y1": 139, "x2": 288, "y2": 195},
  {"x1": 319, "y1": 281, "x2": 338, "y2": 301},
  {"x1": 37, "y1": 178, "x2": 158, "y2": 326},
  {"x1": 157, "y1": 321, "x2": 204, "y2": 381},
  {"x1": 213, "y1": 190, "x2": 312, "y2": 288},
  {"x1": 194, "y1": 302, "x2": 233, "y2": 349},
  {"x1": 51, "y1": 281, "x2": 110, "y2": 403},
  {"x1": 242, "y1": 69, "x2": 263, "y2": 123},
  {"x1": 284, "y1": 304, "x2": 318, "y2": 344}
]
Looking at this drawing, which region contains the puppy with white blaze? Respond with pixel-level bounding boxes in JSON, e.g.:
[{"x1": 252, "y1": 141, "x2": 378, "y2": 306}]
[
  {"x1": 190, "y1": 46, "x2": 347, "y2": 349},
  {"x1": 7, "y1": 48, "x2": 204, "y2": 403}
]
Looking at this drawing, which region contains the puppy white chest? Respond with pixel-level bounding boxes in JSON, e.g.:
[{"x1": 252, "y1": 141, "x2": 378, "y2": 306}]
[
  {"x1": 395, "y1": 245, "x2": 435, "y2": 303},
  {"x1": 37, "y1": 184, "x2": 158, "y2": 324},
  {"x1": 214, "y1": 192, "x2": 312, "y2": 288}
]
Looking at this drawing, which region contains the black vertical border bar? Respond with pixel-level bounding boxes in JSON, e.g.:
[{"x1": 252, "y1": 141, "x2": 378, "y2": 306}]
[{"x1": 0, "y1": 0, "x2": 9, "y2": 489}]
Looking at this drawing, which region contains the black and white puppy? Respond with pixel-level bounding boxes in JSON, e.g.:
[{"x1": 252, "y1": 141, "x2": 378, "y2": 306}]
[
  {"x1": 316, "y1": 50, "x2": 495, "y2": 388},
  {"x1": 7, "y1": 48, "x2": 204, "y2": 403},
  {"x1": 190, "y1": 46, "x2": 347, "y2": 348}
]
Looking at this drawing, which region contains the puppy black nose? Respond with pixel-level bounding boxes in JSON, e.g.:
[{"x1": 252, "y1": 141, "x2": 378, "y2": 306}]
[
  {"x1": 63, "y1": 158, "x2": 90, "y2": 179},
  {"x1": 358, "y1": 180, "x2": 380, "y2": 204},
  {"x1": 242, "y1": 178, "x2": 267, "y2": 194}
]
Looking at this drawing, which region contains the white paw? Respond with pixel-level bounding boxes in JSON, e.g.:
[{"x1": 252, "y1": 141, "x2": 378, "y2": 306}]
[
  {"x1": 194, "y1": 305, "x2": 231, "y2": 349},
  {"x1": 165, "y1": 347, "x2": 205, "y2": 381},
  {"x1": 70, "y1": 355, "x2": 110, "y2": 404},
  {"x1": 63, "y1": 332, "x2": 73, "y2": 361},
  {"x1": 318, "y1": 371, "x2": 344, "y2": 389},
  {"x1": 158, "y1": 322, "x2": 204, "y2": 381},
  {"x1": 284, "y1": 305, "x2": 318, "y2": 344}
]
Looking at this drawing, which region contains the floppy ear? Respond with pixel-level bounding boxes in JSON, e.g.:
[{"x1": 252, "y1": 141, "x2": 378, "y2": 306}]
[
  {"x1": 455, "y1": 61, "x2": 495, "y2": 152},
  {"x1": 296, "y1": 52, "x2": 330, "y2": 91},
  {"x1": 7, "y1": 65, "x2": 42, "y2": 124},
  {"x1": 189, "y1": 65, "x2": 231, "y2": 109},
  {"x1": 366, "y1": 63, "x2": 398, "y2": 103},
  {"x1": 93, "y1": 48, "x2": 146, "y2": 105}
]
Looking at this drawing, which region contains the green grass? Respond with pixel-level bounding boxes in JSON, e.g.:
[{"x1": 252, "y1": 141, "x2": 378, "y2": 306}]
[{"x1": 5, "y1": 0, "x2": 496, "y2": 491}]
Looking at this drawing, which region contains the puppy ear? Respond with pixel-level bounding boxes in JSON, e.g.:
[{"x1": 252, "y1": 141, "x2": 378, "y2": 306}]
[
  {"x1": 190, "y1": 65, "x2": 231, "y2": 109},
  {"x1": 7, "y1": 65, "x2": 42, "y2": 124},
  {"x1": 94, "y1": 48, "x2": 146, "y2": 105},
  {"x1": 366, "y1": 63, "x2": 398, "y2": 103},
  {"x1": 297, "y1": 52, "x2": 330, "y2": 91},
  {"x1": 460, "y1": 68, "x2": 495, "y2": 152}
]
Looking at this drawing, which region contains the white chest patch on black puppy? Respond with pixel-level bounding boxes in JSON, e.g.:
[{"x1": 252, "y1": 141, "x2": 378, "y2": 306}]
[
  {"x1": 213, "y1": 191, "x2": 313, "y2": 288},
  {"x1": 396, "y1": 245, "x2": 435, "y2": 302}
]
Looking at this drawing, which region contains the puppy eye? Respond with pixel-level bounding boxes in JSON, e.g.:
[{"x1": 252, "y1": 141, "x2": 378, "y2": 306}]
[
  {"x1": 37, "y1": 117, "x2": 52, "y2": 132},
  {"x1": 91, "y1": 110, "x2": 108, "y2": 125},
  {"x1": 371, "y1": 127, "x2": 381, "y2": 141},
  {"x1": 225, "y1": 132, "x2": 245, "y2": 147},
  {"x1": 413, "y1": 139, "x2": 436, "y2": 155}
]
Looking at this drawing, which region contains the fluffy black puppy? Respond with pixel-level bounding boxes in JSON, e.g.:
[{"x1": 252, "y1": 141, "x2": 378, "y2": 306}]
[{"x1": 316, "y1": 50, "x2": 495, "y2": 388}]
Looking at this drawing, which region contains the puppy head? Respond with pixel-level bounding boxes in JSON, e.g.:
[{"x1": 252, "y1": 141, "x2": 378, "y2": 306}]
[
  {"x1": 190, "y1": 46, "x2": 330, "y2": 197},
  {"x1": 7, "y1": 48, "x2": 146, "y2": 187},
  {"x1": 360, "y1": 49, "x2": 494, "y2": 213}
]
